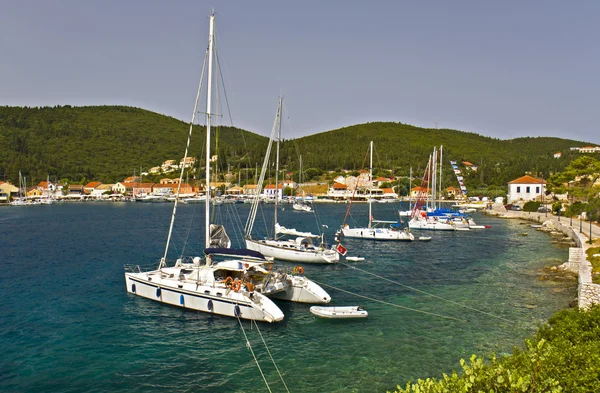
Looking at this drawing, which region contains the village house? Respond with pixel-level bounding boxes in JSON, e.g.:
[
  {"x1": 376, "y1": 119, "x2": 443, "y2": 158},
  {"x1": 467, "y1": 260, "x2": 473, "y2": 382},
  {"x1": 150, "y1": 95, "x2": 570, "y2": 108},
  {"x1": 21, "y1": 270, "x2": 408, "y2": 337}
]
[
  {"x1": 243, "y1": 184, "x2": 259, "y2": 196},
  {"x1": 68, "y1": 184, "x2": 84, "y2": 195},
  {"x1": 357, "y1": 170, "x2": 371, "y2": 188},
  {"x1": 578, "y1": 146, "x2": 600, "y2": 154},
  {"x1": 327, "y1": 182, "x2": 351, "y2": 200},
  {"x1": 226, "y1": 185, "x2": 244, "y2": 195},
  {"x1": 462, "y1": 161, "x2": 478, "y2": 171},
  {"x1": 149, "y1": 166, "x2": 161, "y2": 174},
  {"x1": 445, "y1": 186, "x2": 460, "y2": 199},
  {"x1": 124, "y1": 176, "x2": 141, "y2": 183},
  {"x1": 91, "y1": 184, "x2": 114, "y2": 199},
  {"x1": 160, "y1": 178, "x2": 180, "y2": 184},
  {"x1": 263, "y1": 184, "x2": 283, "y2": 199},
  {"x1": 84, "y1": 181, "x2": 103, "y2": 194},
  {"x1": 410, "y1": 186, "x2": 431, "y2": 199},
  {"x1": 180, "y1": 157, "x2": 196, "y2": 169},
  {"x1": 507, "y1": 175, "x2": 546, "y2": 204},
  {"x1": 161, "y1": 159, "x2": 178, "y2": 173},
  {"x1": 374, "y1": 176, "x2": 391, "y2": 187},
  {"x1": 132, "y1": 183, "x2": 155, "y2": 197},
  {"x1": 152, "y1": 184, "x2": 174, "y2": 195},
  {"x1": 281, "y1": 180, "x2": 297, "y2": 190},
  {"x1": 380, "y1": 187, "x2": 398, "y2": 199},
  {"x1": 112, "y1": 182, "x2": 128, "y2": 195},
  {"x1": 554, "y1": 152, "x2": 562, "y2": 158},
  {"x1": 0, "y1": 181, "x2": 19, "y2": 203}
]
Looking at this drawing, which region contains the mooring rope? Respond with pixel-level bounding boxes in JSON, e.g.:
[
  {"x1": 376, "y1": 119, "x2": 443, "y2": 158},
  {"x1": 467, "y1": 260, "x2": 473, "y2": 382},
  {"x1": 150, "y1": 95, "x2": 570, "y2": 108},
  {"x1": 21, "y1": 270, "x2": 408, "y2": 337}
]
[
  {"x1": 236, "y1": 316, "x2": 273, "y2": 393},
  {"x1": 251, "y1": 319, "x2": 291, "y2": 393},
  {"x1": 340, "y1": 263, "x2": 514, "y2": 323},
  {"x1": 312, "y1": 280, "x2": 467, "y2": 322}
]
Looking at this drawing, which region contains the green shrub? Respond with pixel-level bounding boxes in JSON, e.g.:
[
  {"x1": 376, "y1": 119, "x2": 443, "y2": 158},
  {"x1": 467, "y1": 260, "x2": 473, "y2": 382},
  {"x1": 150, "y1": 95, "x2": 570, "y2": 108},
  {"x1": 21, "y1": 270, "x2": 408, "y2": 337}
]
[
  {"x1": 523, "y1": 201, "x2": 541, "y2": 212},
  {"x1": 392, "y1": 305, "x2": 600, "y2": 393}
]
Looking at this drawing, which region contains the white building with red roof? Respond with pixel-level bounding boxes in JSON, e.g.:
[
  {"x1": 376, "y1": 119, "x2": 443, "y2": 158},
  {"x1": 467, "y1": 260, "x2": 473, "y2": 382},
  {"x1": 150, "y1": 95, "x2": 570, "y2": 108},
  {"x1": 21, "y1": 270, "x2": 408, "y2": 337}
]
[{"x1": 507, "y1": 175, "x2": 546, "y2": 203}]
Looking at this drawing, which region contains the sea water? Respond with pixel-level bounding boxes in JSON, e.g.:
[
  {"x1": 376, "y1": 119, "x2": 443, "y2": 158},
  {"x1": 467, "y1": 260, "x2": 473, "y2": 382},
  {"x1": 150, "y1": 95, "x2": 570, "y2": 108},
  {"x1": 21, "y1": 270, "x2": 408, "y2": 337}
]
[{"x1": 0, "y1": 203, "x2": 575, "y2": 392}]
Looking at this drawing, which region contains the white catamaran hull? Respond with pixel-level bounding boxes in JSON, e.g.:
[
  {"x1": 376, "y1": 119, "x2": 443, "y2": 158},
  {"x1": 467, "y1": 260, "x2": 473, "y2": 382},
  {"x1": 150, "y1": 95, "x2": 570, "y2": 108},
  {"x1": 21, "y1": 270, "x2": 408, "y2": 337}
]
[
  {"x1": 341, "y1": 227, "x2": 414, "y2": 241},
  {"x1": 268, "y1": 276, "x2": 331, "y2": 304},
  {"x1": 245, "y1": 239, "x2": 339, "y2": 264},
  {"x1": 125, "y1": 271, "x2": 284, "y2": 323}
]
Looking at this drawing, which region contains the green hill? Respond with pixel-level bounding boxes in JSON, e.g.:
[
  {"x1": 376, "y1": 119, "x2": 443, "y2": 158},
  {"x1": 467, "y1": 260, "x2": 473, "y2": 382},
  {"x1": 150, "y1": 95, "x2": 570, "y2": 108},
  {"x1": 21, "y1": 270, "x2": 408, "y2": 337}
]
[{"x1": 0, "y1": 105, "x2": 590, "y2": 190}]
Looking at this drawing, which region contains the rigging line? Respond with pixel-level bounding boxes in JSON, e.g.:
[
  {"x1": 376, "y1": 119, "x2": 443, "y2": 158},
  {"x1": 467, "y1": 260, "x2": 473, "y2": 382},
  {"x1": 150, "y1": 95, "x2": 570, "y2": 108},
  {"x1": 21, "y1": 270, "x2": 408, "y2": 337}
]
[
  {"x1": 236, "y1": 317, "x2": 273, "y2": 393},
  {"x1": 340, "y1": 263, "x2": 514, "y2": 323},
  {"x1": 251, "y1": 319, "x2": 291, "y2": 393},
  {"x1": 341, "y1": 144, "x2": 371, "y2": 228},
  {"x1": 312, "y1": 280, "x2": 466, "y2": 322}
]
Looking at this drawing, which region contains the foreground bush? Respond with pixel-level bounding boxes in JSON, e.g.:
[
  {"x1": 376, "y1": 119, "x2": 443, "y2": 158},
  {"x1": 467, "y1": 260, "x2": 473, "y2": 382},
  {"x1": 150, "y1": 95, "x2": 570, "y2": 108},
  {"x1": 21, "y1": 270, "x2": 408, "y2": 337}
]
[{"x1": 392, "y1": 305, "x2": 600, "y2": 392}]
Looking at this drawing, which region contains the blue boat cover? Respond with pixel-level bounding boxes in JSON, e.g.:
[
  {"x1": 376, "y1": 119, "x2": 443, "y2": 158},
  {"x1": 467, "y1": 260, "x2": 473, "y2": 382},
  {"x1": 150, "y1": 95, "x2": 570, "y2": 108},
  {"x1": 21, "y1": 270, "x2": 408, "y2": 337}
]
[{"x1": 204, "y1": 247, "x2": 266, "y2": 260}]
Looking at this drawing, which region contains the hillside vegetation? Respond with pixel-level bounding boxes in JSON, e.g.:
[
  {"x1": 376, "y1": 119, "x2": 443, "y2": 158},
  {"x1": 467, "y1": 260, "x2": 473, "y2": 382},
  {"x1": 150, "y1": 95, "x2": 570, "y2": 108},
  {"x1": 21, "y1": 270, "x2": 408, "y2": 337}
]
[{"x1": 0, "y1": 105, "x2": 590, "y2": 189}]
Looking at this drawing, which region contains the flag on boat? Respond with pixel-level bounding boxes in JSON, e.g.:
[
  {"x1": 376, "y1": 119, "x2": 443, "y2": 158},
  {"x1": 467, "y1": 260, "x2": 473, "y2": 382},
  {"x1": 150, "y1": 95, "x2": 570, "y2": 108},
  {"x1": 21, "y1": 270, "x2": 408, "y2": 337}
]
[{"x1": 336, "y1": 243, "x2": 348, "y2": 256}]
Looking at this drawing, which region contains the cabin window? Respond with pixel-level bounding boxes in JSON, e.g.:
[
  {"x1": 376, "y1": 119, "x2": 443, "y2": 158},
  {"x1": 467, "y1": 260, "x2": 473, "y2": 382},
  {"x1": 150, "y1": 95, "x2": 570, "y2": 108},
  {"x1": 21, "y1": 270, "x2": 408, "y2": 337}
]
[
  {"x1": 536, "y1": 186, "x2": 540, "y2": 193},
  {"x1": 526, "y1": 186, "x2": 530, "y2": 193},
  {"x1": 516, "y1": 186, "x2": 521, "y2": 193}
]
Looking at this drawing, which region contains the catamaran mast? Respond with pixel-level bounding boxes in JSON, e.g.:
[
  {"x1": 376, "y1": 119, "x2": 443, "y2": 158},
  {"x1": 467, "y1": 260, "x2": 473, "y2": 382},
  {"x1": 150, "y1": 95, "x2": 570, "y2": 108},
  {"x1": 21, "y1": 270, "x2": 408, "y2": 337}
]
[
  {"x1": 204, "y1": 13, "x2": 215, "y2": 249},
  {"x1": 160, "y1": 14, "x2": 210, "y2": 267},
  {"x1": 273, "y1": 97, "x2": 282, "y2": 236}
]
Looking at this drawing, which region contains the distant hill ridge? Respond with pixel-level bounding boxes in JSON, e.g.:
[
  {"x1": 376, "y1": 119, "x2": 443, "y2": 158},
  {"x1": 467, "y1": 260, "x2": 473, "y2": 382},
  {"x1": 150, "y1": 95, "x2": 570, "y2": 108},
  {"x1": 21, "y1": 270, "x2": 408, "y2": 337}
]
[{"x1": 0, "y1": 105, "x2": 588, "y2": 187}]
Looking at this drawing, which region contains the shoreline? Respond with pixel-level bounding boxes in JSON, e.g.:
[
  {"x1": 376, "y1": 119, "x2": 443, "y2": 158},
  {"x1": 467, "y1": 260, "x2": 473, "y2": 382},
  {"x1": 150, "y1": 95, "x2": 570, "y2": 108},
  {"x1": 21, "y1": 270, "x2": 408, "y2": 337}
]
[{"x1": 485, "y1": 203, "x2": 600, "y2": 308}]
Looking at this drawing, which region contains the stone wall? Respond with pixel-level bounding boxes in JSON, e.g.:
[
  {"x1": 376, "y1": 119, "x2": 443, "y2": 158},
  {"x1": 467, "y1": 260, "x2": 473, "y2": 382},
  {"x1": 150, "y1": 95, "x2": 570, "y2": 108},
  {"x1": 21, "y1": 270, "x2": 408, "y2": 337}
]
[{"x1": 551, "y1": 219, "x2": 600, "y2": 309}]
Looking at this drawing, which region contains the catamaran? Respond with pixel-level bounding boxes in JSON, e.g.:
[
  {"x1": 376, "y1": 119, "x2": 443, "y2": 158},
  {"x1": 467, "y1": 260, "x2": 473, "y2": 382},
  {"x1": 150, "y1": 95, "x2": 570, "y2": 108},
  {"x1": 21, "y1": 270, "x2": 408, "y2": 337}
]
[{"x1": 124, "y1": 13, "x2": 285, "y2": 322}]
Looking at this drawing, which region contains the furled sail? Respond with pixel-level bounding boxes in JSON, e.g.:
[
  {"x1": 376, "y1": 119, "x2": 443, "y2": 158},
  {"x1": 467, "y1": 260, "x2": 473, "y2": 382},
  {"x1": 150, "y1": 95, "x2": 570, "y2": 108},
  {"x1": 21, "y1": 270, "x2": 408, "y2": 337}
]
[
  {"x1": 275, "y1": 223, "x2": 319, "y2": 238},
  {"x1": 209, "y1": 224, "x2": 232, "y2": 248}
]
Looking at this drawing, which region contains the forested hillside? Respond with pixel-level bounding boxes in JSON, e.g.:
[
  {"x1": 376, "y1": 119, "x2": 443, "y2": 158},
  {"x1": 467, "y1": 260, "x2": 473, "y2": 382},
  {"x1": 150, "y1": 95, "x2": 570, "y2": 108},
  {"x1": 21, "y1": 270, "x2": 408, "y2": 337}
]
[{"x1": 0, "y1": 105, "x2": 590, "y2": 189}]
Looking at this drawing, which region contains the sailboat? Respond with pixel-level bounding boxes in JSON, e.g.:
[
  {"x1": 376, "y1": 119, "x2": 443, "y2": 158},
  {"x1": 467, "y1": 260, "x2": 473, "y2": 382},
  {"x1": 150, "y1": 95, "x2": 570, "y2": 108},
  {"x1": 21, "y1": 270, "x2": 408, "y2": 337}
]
[
  {"x1": 341, "y1": 141, "x2": 414, "y2": 241},
  {"x1": 408, "y1": 146, "x2": 456, "y2": 231},
  {"x1": 245, "y1": 98, "x2": 341, "y2": 264},
  {"x1": 10, "y1": 171, "x2": 27, "y2": 206},
  {"x1": 124, "y1": 13, "x2": 285, "y2": 322}
]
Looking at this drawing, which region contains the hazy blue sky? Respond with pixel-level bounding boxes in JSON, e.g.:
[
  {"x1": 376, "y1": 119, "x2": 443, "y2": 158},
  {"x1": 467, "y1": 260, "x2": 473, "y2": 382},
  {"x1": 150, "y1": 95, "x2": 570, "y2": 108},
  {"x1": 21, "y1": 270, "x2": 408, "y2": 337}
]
[{"x1": 1, "y1": 1, "x2": 598, "y2": 143}]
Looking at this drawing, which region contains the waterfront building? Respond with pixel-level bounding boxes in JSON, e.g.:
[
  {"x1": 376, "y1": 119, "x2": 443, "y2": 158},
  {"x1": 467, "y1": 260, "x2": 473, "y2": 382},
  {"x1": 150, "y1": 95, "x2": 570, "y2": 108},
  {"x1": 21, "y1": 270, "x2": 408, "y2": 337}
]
[{"x1": 507, "y1": 175, "x2": 546, "y2": 204}]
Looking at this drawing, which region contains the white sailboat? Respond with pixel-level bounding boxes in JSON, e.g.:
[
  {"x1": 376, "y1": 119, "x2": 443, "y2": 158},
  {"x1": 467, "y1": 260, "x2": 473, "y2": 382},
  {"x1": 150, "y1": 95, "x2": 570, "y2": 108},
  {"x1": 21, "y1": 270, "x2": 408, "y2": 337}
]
[
  {"x1": 10, "y1": 171, "x2": 27, "y2": 206},
  {"x1": 408, "y1": 147, "x2": 456, "y2": 231},
  {"x1": 341, "y1": 141, "x2": 414, "y2": 241},
  {"x1": 245, "y1": 98, "x2": 341, "y2": 264},
  {"x1": 124, "y1": 13, "x2": 284, "y2": 322}
]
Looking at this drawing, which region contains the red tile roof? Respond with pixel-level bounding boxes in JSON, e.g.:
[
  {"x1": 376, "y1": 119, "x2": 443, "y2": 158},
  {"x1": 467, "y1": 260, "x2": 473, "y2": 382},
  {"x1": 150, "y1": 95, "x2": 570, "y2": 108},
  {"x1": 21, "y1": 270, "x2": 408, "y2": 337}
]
[
  {"x1": 332, "y1": 182, "x2": 347, "y2": 189},
  {"x1": 84, "y1": 181, "x2": 102, "y2": 189},
  {"x1": 508, "y1": 175, "x2": 546, "y2": 185}
]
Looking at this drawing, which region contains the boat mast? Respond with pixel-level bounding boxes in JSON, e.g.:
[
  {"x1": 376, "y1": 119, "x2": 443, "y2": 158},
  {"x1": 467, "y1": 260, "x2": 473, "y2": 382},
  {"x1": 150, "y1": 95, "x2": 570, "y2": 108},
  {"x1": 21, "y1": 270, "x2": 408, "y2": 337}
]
[
  {"x1": 204, "y1": 13, "x2": 215, "y2": 249},
  {"x1": 368, "y1": 140, "x2": 373, "y2": 229},
  {"x1": 160, "y1": 13, "x2": 210, "y2": 267},
  {"x1": 273, "y1": 97, "x2": 282, "y2": 235}
]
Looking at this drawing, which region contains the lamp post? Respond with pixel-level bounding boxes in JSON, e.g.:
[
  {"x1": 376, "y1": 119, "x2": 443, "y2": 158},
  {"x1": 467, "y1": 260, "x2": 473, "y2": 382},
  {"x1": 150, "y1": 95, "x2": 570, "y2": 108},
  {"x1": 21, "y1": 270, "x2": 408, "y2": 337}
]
[{"x1": 570, "y1": 193, "x2": 573, "y2": 226}]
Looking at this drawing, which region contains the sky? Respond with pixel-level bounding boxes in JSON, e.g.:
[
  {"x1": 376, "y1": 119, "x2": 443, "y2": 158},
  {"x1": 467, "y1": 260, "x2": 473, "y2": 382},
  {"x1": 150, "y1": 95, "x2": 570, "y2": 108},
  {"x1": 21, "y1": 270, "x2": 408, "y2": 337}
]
[{"x1": 1, "y1": 1, "x2": 599, "y2": 144}]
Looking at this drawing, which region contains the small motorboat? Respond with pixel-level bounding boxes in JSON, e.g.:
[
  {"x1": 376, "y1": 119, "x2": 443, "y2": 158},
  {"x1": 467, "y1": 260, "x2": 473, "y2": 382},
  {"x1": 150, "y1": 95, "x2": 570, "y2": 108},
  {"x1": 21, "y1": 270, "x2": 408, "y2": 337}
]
[
  {"x1": 346, "y1": 256, "x2": 365, "y2": 262},
  {"x1": 309, "y1": 306, "x2": 368, "y2": 319},
  {"x1": 418, "y1": 236, "x2": 432, "y2": 241}
]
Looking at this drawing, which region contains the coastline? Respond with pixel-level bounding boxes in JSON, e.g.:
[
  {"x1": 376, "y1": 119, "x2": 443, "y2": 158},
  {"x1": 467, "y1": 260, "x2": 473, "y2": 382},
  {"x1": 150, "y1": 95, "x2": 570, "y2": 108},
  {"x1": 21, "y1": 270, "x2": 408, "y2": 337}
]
[{"x1": 485, "y1": 203, "x2": 600, "y2": 308}]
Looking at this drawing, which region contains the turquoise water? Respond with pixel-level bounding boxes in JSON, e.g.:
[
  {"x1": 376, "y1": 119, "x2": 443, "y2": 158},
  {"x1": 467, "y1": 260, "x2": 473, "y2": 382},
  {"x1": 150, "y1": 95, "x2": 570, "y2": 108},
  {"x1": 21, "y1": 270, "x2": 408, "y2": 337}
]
[{"x1": 0, "y1": 203, "x2": 575, "y2": 392}]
